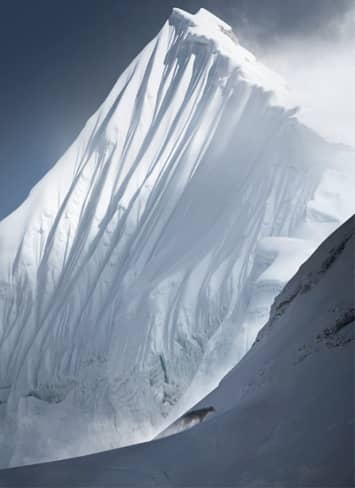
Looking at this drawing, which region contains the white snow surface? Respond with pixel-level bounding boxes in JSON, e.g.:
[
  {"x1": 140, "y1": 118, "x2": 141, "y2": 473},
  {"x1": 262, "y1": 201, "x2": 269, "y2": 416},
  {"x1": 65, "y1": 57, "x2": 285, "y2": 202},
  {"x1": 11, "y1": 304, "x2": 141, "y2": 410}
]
[
  {"x1": 1, "y1": 216, "x2": 353, "y2": 486},
  {"x1": 0, "y1": 8, "x2": 354, "y2": 467}
]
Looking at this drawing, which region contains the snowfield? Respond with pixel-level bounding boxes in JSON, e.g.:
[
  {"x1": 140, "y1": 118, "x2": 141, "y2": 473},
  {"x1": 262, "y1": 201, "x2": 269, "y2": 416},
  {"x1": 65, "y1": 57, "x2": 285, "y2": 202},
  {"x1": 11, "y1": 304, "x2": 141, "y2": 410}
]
[
  {"x1": 0, "y1": 8, "x2": 354, "y2": 467},
  {"x1": 1, "y1": 215, "x2": 353, "y2": 487}
]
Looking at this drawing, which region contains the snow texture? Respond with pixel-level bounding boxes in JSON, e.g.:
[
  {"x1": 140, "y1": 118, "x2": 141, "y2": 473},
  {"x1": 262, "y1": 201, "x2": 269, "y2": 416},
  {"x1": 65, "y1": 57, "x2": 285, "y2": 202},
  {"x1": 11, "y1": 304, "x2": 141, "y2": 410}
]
[
  {"x1": 1, "y1": 215, "x2": 353, "y2": 487},
  {"x1": 0, "y1": 8, "x2": 354, "y2": 466}
]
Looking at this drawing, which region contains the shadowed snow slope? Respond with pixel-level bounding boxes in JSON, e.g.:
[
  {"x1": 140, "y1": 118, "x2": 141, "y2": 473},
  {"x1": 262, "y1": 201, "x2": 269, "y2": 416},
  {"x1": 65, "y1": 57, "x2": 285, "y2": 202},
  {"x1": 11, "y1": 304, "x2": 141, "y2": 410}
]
[
  {"x1": 1, "y1": 216, "x2": 353, "y2": 487},
  {"x1": 0, "y1": 8, "x2": 354, "y2": 466}
]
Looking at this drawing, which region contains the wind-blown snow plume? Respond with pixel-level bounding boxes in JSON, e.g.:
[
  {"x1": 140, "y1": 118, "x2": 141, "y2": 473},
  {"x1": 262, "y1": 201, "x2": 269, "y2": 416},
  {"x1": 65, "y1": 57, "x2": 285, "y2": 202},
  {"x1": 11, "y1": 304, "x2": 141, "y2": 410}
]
[
  {"x1": 0, "y1": 8, "x2": 354, "y2": 467},
  {"x1": 259, "y1": 4, "x2": 355, "y2": 147}
]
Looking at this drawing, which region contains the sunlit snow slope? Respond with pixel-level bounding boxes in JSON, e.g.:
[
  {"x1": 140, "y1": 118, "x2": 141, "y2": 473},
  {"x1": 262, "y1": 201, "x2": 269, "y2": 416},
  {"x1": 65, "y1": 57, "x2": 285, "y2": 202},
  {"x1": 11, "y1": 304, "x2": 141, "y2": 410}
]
[
  {"x1": 0, "y1": 8, "x2": 354, "y2": 467},
  {"x1": 1, "y1": 216, "x2": 353, "y2": 487}
]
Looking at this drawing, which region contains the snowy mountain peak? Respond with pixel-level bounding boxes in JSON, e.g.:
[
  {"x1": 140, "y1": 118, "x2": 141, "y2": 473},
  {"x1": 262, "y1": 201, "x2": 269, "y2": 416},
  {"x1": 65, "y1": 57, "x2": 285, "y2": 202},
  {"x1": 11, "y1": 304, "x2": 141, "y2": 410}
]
[
  {"x1": 171, "y1": 7, "x2": 238, "y2": 43},
  {"x1": 169, "y1": 8, "x2": 291, "y2": 102},
  {"x1": 0, "y1": 8, "x2": 354, "y2": 467}
]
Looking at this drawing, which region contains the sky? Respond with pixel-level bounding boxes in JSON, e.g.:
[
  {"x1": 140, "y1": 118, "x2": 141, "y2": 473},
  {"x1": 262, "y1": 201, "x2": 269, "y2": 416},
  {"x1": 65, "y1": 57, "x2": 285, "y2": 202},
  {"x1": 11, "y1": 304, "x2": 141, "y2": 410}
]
[{"x1": 0, "y1": 0, "x2": 354, "y2": 220}]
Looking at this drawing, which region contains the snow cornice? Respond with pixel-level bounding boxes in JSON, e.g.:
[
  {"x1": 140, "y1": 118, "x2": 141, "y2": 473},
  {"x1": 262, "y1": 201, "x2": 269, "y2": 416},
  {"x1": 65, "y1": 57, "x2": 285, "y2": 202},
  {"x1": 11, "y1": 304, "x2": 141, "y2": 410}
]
[{"x1": 168, "y1": 8, "x2": 292, "y2": 109}]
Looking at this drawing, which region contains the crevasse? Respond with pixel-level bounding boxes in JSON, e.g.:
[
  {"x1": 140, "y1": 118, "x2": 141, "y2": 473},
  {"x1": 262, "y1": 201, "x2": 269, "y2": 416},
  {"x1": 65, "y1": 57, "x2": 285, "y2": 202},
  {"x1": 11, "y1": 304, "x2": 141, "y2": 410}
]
[{"x1": 0, "y1": 8, "x2": 354, "y2": 467}]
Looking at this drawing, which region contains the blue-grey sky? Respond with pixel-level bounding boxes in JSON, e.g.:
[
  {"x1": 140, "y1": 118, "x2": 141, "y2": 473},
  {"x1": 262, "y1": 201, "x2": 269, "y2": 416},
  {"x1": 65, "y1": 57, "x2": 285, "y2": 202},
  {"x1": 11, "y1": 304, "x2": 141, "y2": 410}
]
[{"x1": 0, "y1": 0, "x2": 354, "y2": 219}]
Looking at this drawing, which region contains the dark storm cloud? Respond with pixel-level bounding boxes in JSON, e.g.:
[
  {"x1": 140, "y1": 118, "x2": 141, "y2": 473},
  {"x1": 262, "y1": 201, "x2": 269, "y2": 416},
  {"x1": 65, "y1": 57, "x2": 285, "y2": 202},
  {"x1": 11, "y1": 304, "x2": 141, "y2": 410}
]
[{"x1": 0, "y1": 0, "x2": 354, "y2": 219}]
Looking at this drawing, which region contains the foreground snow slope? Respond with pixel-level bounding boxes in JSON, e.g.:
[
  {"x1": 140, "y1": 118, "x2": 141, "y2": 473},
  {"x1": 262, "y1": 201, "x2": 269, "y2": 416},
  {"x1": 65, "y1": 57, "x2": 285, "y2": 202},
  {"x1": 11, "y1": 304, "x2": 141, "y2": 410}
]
[
  {"x1": 1, "y1": 216, "x2": 353, "y2": 487},
  {"x1": 0, "y1": 8, "x2": 354, "y2": 466}
]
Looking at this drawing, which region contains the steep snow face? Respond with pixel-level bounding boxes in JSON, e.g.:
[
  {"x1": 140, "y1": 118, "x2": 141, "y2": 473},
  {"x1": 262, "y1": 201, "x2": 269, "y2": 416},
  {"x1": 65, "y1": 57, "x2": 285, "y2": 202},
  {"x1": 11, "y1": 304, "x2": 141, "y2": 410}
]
[
  {"x1": 0, "y1": 8, "x2": 354, "y2": 466},
  {"x1": 1, "y1": 217, "x2": 353, "y2": 487}
]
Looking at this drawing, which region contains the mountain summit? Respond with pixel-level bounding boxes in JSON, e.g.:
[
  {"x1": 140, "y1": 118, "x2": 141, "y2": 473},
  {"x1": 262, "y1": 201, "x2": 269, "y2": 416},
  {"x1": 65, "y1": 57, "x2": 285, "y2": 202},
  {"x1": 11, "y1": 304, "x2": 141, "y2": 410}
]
[{"x1": 0, "y1": 8, "x2": 354, "y2": 467}]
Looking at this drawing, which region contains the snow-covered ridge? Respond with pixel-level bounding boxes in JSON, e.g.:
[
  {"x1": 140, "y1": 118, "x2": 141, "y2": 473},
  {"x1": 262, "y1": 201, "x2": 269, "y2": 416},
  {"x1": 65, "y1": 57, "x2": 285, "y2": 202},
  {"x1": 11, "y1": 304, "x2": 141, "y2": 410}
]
[
  {"x1": 1, "y1": 217, "x2": 353, "y2": 487},
  {"x1": 155, "y1": 217, "x2": 355, "y2": 473},
  {"x1": 195, "y1": 214, "x2": 355, "y2": 413},
  {"x1": 170, "y1": 8, "x2": 290, "y2": 106},
  {"x1": 170, "y1": 7, "x2": 246, "y2": 58},
  {"x1": 0, "y1": 8, "x2": 354, "y2": 467}
]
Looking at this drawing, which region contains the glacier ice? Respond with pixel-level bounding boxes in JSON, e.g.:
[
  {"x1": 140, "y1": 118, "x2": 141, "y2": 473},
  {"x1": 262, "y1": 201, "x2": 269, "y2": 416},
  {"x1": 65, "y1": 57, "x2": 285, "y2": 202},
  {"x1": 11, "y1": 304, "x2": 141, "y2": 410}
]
[{"x1": 0, "y1": 8, "x2": 354, "y2": 467}]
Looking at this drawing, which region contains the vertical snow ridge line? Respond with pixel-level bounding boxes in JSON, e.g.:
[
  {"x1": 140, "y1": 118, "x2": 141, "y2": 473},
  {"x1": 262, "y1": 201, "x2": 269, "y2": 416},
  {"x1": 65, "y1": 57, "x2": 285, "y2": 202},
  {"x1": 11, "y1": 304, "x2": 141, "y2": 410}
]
[{"x1": 0, "y1": 8, "x2": 354, "y2": 467}]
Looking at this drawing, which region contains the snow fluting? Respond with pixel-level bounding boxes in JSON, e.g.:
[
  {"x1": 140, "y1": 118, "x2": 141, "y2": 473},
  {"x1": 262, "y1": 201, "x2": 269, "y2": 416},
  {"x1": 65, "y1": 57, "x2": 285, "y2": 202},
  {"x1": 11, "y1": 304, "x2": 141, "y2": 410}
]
[
  {"x1": 1, "y1": 216, "x2": 353, "y2": 487},
  {"x1": 0, "y1": 8, "x2": 354, "y2": 466}
]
